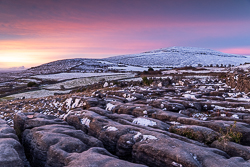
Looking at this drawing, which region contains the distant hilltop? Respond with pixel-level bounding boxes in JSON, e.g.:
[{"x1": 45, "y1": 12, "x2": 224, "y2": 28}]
[
  {"x1": 0, "y1": 66, "x2": 25, "y2": 72},
  {"x1": 105, "y1": 46, "x2": 250, "y2": 67}
]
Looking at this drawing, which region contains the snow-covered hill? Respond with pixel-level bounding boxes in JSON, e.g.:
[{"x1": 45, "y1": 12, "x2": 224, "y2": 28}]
[
  {"x1": 1, "y1": 46, "x2": 249, "y2": 85},
  {"x1": 105, "y1": 47, "x2": 250, "y2": 67},
  {"x1": 23, "y1": 47, "x2": 250, "y2": 74}
]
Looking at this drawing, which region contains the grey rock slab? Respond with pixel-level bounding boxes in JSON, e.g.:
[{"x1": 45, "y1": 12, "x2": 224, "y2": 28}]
[
  {"x1": 0, "y1": 118, "x2": 30, "y2": 167},
  {"x1": 14, "y1": 112, "x2": 67, "y2": 139},
  {"x1": 66, "y1": 147, "x2": 147, "y2": 167},
  {"x1": 169, "y1": 125, "x2": 220, "y2": 144},
  {"x1": 132, "y1": 135, "x2": 250, "y2": 167},
  {"x1": 211, "y1": 140, "x2": 250, "y2": 160}
]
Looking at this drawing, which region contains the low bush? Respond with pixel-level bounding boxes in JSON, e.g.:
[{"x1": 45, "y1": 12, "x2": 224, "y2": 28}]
[
  {"x1": 218, "y1": 121, "x2": 242, "y2": 143},
  {"x1": 142, "y1": 77, "x2": 153, "y2": 86},
  {"x1": 27, "y1": 82, "x2": 38, "y2": 87}
]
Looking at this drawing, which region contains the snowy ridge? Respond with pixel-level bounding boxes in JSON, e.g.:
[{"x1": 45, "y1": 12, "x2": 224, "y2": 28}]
[
  {"x1": 105, "y1": 47, "x2": 250, "y2": 67},
  {"x1": 23, "y1": 47, "x2": 250, "y2": 73}
]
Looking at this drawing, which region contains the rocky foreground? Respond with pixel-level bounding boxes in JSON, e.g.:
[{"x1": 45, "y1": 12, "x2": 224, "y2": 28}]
[{"x1": 1, "y1": 75, "x2": 250, "y2": 167}]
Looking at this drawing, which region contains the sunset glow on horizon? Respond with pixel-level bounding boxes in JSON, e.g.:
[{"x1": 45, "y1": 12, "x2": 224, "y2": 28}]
[{"x1": 1, "y1": 0, "x2": 250, "y2": 68}]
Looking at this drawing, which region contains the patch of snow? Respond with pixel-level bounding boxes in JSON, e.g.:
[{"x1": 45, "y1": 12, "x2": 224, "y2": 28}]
[
  {"x1": 170, "y1": 121, "x2": 181, "y2": 125},
  {"x1": 192, "y1": 113, "x2": 210, "y2": 121},
  {"x1": 225, "y1": 97, "x2": 250, "y2": 102},
  {"x1": 219, "y1": 88, "x2": 224, "y2": 91},
  {"x1": 81, "y1": 117, "x2": 91, "y2": 127},
  {"x1": 64, "y1": 98, "x2": 72, "y2": 109},
  {"x1": 192, "y1": 154, "x2": 198, "y2": 161},
  {"x1": 221, "y1": 114, "x2": 226, "y2": 117},
  {"x1": 236, "y1": 107, "x2": 246, "y2": 111},
  {"x1": 228, "y1": 92, "x2": 242, "y2": 98},
  {"x1": 104, "y1": 126, "x2": 118, "y2": 131},
  {"x1": 231, "y1": 114, "x2": 239, "y2": 119},
  {"x1": 141, "y1": 135, "x2": 158, "y2": 141},
  {"x1": 178, "y1": 125, "x2": 188, "y2": 128},
  {"x1": 72, "y1": 99, "x2": 81, "y2": 108},
  {"x1": 103, "y1": 82, "x2": 109, "y2": 87},
  {"x1": 160, "y1": 103, "x2": 164, "y2": 108},
  {"x1": 132, "y1": 118, "x2": 157, "y2": 127},
  {"x1": 126, "y1": 96, "x2": 137, "y2": 101},
  {"x1": 63, "y1": 110, "x2": 72, "y2": 120},
  {"x1": 189, "y1": 103, "x2": 194, "y2": 107},
  {"x1": 126, "y1": 141, "x2": 132, "y2": 144},
  {"x1": 183, "y1": 94, "x2": 196, "y2": 99},
  {"x1": 158, "y1": 82, "x2": 162, "y2": 87},
  {"x1": 172, "y1": 162, "x2": 183, "y2": 167},
  {"x1": 133, "y1": 132, "x2": 142, "y2": 140},
  {"x1": 106, "y1": 103, "x2": 116, "y2": 111},
  {"x1": 179, "y1": 81, "x2": 184, "y2": 86}
]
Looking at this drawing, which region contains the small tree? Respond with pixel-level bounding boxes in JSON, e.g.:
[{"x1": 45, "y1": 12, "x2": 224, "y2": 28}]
[{"x1": 148, "y1": 67, "x2": 154, "y2": 71}]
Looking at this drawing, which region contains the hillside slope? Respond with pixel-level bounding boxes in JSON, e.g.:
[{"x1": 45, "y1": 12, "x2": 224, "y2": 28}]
[{"x1": 105, "y1": 47, "x2": 250, "y2": 67}]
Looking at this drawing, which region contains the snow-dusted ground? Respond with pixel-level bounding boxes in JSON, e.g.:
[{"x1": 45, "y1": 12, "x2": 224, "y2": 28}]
[
  {"x1": 44, "y1": 73, "x2": 135, "y2": 90},
  {"x1": 231, "y1": 63, "x2": 250, "y2": 71},
  {"x1": 105, "y1": 47, "x2": 250, "y2": 67},
  {"x1": 7, "y1": 90, "x2": 71, "y2": 99},
  {"x1": 162, "y1": 67, "x2": 228, "y2": 75},
  {"x1": 119, "y1": 77, "x2": 143, "y2": 82},
  {"x1": 108, "y1": 66, "x2": 164, "y2": 72},
  {"x1": 31, "y1": 72, "x2": 127, "y2": 81}
]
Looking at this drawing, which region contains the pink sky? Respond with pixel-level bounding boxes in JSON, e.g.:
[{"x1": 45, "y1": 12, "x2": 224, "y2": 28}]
[{"x1": 0, "y1": 0, "x2": 250, "y2": 68}]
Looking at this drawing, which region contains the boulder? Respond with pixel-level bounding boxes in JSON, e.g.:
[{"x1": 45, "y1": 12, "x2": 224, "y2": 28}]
[
  {"x1": 211, "y1": 140, "x2": 250, "y2": 160},
  {"x1": 88, "y1": 106, "x2": 112, "y2": 116},
  {"x1": 162, "y1": 102, "x2": 185, "y2": 112},
  {"x1": 132, "y1": 134, "x2": 250, "y2": 167},
  {"x1": 0, "y1": 119, "x2": 30, "y2": 167},
  {"x1": 14, "y1": 112, "x2": 67, "y2": 139},
  {"x1": 169, "y1": 125, "x2": 220, "y2": 144},
  {"x1": 66, "y1": 147, "x2": 147, "y2": 167},
  {"x1": 152, "y1": 110, "x2": 188, "y2": 122},
  {"x1": 82, "y1": 97, "x2": 106, "y2": 109},
  {"x1": 14, "y1": 113, "x2": 103, "y2": 167}
]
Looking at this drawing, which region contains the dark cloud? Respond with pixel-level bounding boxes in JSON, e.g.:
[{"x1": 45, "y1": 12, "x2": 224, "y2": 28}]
[{"x1": 1, "y1": 0, "x2": 250, "y2": 22}]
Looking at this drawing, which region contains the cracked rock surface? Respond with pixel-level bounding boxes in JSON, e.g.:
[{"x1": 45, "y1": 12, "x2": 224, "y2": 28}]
[{"x1": 1, "y1": 72, "x2": 250, "y2": 166}]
